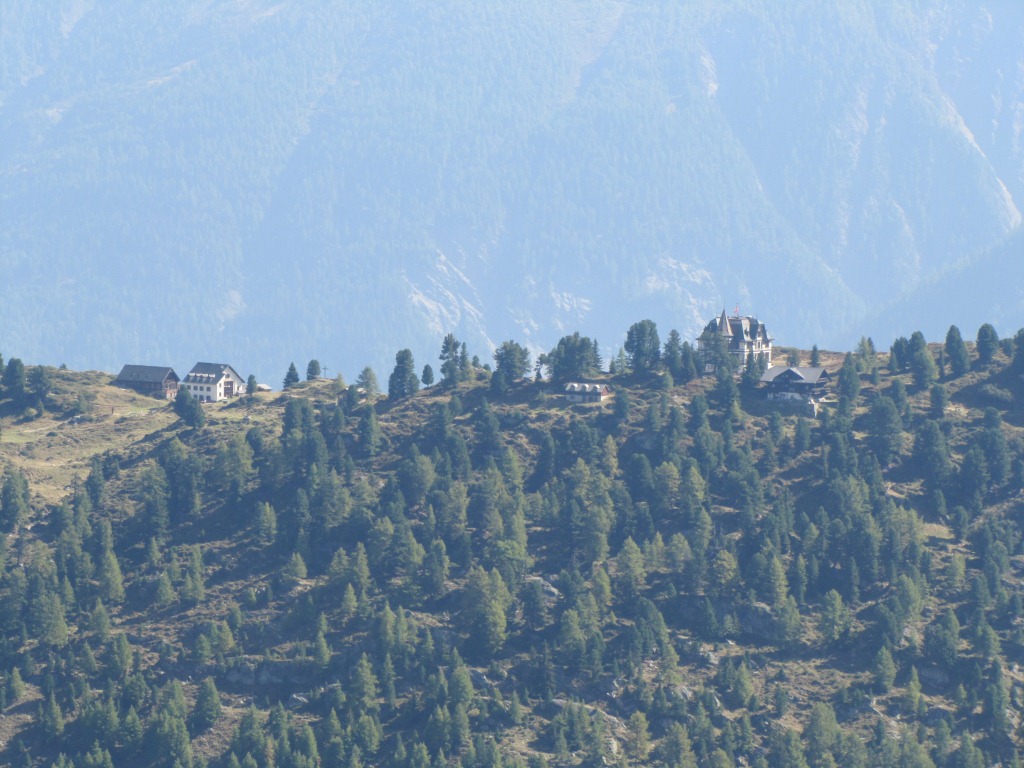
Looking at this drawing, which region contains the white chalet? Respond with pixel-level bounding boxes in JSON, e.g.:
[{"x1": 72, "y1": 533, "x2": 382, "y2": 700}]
[
  {"x1": 564, "y1": 383, "x2": 613, "y2": 403},
  {"x1": 181, "y1": 363, "x2": 246, "y2": 402}
]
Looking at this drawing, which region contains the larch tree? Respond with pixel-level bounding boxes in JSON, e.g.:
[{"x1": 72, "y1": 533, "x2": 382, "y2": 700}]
[
  {"x1": 360, "y1": 406, "x2": 381, "y2": 458},
  {"x1": 190, "y1": 677, "x2": 222, "y2": 734},
  {"x1": 356, "y1": 367, "x2": 379, "y2": 398}
]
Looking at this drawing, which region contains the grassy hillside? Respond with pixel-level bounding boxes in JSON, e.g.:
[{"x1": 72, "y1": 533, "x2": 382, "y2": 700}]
[{"x1": 0, "y1": 327, "x2": 1023, "y2": 767}]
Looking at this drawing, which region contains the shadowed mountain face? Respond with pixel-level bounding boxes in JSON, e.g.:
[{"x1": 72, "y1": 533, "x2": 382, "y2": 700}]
[{"x1": 2, "y1": 1, "x2": 1021, "y2": 378}]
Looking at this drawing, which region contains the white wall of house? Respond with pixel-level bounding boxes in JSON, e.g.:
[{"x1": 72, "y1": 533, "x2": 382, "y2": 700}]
[
  {"x1": 182, "y1": 380, "x2": 218, "y2": 402},
  {"x1": 181, "y1": 368, "x2": 245, "y2": 401}
]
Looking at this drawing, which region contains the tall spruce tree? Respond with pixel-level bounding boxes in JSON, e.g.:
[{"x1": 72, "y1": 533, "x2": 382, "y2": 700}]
[
  {"x1": 908, "y1": 332, "x2": 938, "y2": 388},
  {"x1": 360, "y1": 406, "x2": 381, "y2": 458},
  {"x1": 976, "y1": 323, "x2": 999, "y2": 364},
  {"x1": 283, "y1": 362, "x2": 301, "y2": 389},
  {"x1": 945, "y1": 325, "x2": 970, "y2": 377}
]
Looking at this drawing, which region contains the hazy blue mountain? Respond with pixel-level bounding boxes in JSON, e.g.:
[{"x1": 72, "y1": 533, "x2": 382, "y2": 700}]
[
  {"x1": 2, "y1": 1, "x2": 1021, "y2": 380},
  {"x1": 872, "y1": 227, "x2": 1024, "y2": 346}
]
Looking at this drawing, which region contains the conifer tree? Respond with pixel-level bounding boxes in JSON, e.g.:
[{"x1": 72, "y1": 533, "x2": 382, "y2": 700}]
[
  {"x1": 976, "y1": 323, "x2": 999, "y2": 364},
  {"x1": 41, "y1": 691, "x2": 64, "y2": 737},
  {"x1": 837, "y1": 353, "x2": 860, "y2": 402},
  {"x1": 352, "y1": 653, "x2": 379, "y2": 712},
  {"x1": 1, "y1": 468, "x2": 30, "y2": 530},
  {"x1": 256, "y1": 502, "x2": 277, "y2": 546},
  {"x1": 96, "y1": 531, "x2": 125, "y2": 604},
  {"x1": 85, "y1": 455, "x2": 106, "y2": 508},
  {"x1": 284, "y1": 551, "x2": 308, "y2": 581},
  {"x1": 913, "y1": 420, "x2": 952, "y2": 492},
  {"x1": 625, "y1": 319, "x2": 660, "y2": 371},
  {"x1": 493, "y1": 340, "x2": 531, "y2": 385},
  {"x1": 173, "y1": 387, "x2": 205, "y2": 428},
  {"x1": 464, "y1": 566, "x2": 510, "y2": 656},
  {"x1": 929, "y1": 382, "x2": 949, "y2": 418},
  {"x1": 661, "y1": 723, "x2": 698, "y2": 768},
  {"x1": 985, "y1": 660, "x2": 1010, "y2": 738},
  {"x1": 869, "y1": 396, "x2": 903, "y2": 467},
  {"x1": 804, "y1": 703, "x2": 840, "y2": 767},
  {"x1": 284, "y1": 362, "x2": 301, "y2": 388},
  {"x1": 190, "y1": 677, "x2": 221, "y2": 733},
  {"x1": 945, "y1": 325, "x2": 970, "y2": 377},
  {"x1": 819, "y1": 590, "x2": 850, "y2": 645},
  {"x1": 360, "y1": 406, "x2": 381, "y2": 458},
  {"x1": 388, "y1": 349, "x2": 420, "y2": 400},
  {"x1": 356, "y1": 366, "x2": 379, "y2": 397},
  {"x1": 2, "y1": 358, "x2": 26, "y2": 402},
  {"x1": 439, "y1": 334, "x2": 464, "y2": 387},
  {"x1": 663, "y1": 330, "x2": 684, "y2": 380},
  {"x1": 872, "y1": 646, "x2": 896, "y2": 692},
  {"x1": 154, "y1": 571, "x2": 175, "y2": 607},
  {"x1": 121, "y1": 707, "x2": 143, "y2": 753}
]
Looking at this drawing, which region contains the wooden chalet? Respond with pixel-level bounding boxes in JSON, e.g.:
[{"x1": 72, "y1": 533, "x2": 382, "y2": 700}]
[
  {"x1": 114, "y1": 365, "x2": 180, "y2": 399},
  {"x1": 760, "y1": 366, "x2": 831, "y2": 401}
]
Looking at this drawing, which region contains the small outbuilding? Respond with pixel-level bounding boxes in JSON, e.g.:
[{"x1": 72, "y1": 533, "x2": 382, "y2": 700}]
[
  {"x1": 564, "y1": 382, "x2": 613, "y2": 403},
  {"x1": 114, "y1": 365, "x2": 180, "y2": 399}
]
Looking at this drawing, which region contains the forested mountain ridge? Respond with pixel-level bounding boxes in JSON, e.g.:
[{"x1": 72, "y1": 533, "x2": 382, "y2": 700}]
[
  {"x1": 0, "y1": 322, "x2": 1023, "y2": 767},
  {"x1": 2, "y1": 1, "x2": 1023, "y2": 378}
]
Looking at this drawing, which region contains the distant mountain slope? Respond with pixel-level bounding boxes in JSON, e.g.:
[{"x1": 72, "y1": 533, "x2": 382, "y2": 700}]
[
  {"x1": 1, "y1": 1, "x2": 1021, "y2": 378},
  {"x1": 869, "y1": 228, "x2": 1024, "y2": 345}
]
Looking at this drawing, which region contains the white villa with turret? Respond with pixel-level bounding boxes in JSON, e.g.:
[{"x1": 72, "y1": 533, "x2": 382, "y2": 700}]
[{"x1": 697, "y1": 310, "x2": 773, "y2": 373}]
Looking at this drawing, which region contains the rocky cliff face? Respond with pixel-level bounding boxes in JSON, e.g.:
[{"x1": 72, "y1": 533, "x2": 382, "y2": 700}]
[{"x1": 2, "y1": 1, "x2": 1021, "y2": 376}]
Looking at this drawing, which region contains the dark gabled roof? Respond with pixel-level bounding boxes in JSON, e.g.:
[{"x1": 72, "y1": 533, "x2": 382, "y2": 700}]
[
  {"x1": 760, "y1": 366, "x2": 829, "y2": 384},
  {"x1": 703, "y1": 312, "x2": 771, "y2": 344},
  {"x1": 115, "y1": 365, "x2": 179, "y2": 384},
  {"x1": 189, "y1": 362, "x2": 231, "y2": 376},
  {"x1": 185, "y1": 362, "x2": 244, "y2": 382}
]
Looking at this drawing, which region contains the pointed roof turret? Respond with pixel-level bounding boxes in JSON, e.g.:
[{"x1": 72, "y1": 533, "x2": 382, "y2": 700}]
[{"x1": 718, "y1": 309, "x2": 733, "y2": 336}]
